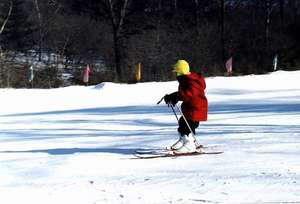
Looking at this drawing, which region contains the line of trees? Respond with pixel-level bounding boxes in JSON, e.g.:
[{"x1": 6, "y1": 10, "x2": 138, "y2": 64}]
[{"x1": 0, "y1": 0, "x2": 299, "y2": 87}]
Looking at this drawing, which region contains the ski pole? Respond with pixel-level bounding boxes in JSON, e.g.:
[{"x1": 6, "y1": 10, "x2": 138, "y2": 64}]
[
  {"x1": 170, "y1": 104, "x2": 179, "y2": 122},
  {"x1": 157, "y1": 96, "x2": 179, "y2": 121},
  {"x1": 175, "y1": 104, "x2": 194, "y2": 136},
  {"x1": 158, "y1": 97, "x2": 199, "y2": 146},
  {"x1": 175, "y1": 104, "x2": 199, "y2": 145}
]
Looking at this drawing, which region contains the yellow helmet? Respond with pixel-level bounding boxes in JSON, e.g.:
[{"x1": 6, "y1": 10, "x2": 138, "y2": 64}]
[{"x1": 173, "y1": 60, "x2": 190, "y2": 76}]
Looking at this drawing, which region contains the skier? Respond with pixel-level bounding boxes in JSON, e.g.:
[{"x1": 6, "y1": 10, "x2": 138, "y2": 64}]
[{"x1": 164, "y1": 60, "x2": 208, "y2": 153}]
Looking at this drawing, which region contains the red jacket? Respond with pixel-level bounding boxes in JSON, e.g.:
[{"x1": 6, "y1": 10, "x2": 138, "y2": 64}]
[{"x1": 178, "y1": 72, "x2": 208, "y2": 121}]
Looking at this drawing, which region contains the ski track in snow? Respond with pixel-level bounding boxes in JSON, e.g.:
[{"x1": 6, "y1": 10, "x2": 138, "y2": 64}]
[{"x1": 0, "y1": 71, "x2": 300, "y2": 204}]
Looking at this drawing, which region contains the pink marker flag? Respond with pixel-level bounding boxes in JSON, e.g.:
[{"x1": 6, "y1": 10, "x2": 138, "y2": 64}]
[
  {"x1": 83, "y1": 65, "x2": 91, "y2": 83},
  {"x1": 226, "y1": 57, "x2": 232, "y2": 73}
]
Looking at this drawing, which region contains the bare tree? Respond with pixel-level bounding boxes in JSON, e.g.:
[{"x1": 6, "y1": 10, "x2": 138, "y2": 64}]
[
  {"x1": 0, "y1": 0, "x2": 13, "y2": 87},
  {"x1": 33, "y1": 0, "x2": 43, "y2": 61},
  {"x1": 102, "y1": 0, "x2": 130, "y2": 82},
  {"x1": 32, "y1": 0, "x2": 62, "y2": 61},
  {"x1": 0, "y1": 0, "x2": 13, "y2": 54},
  {"x1": 220, "y1": 0, "x2": 225, "y2": 68},
  {"x1": 265, "y1": 0, "x2": 272, "y2": 51},
  {"x1": 194, "y1": 0, "x2": 200, "y2": 35}
]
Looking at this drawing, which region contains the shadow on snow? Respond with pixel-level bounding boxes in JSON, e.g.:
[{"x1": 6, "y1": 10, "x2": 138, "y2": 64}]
[
  {"x1": 0, "y1": 105, "x2": 168, "y2": 117},
  {"x1": 1, "y1": 103, "x2": 299, "y2": 156},
  {"x1": 1, "y1": 102, "x2": 299, "y2": 118},
  {"x1": 1, "y1": 147, "x2": 138, "y2": 155}
]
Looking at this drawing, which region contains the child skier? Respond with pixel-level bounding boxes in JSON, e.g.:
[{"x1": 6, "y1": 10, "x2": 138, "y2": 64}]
[{"x1": 164, "y1": 60, "x2": 208, "y2": 153}]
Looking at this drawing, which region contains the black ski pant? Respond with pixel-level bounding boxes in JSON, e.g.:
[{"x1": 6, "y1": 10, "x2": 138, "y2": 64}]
[{"x1": 177, "y1": 116, "x2": 199, "y2": 136}]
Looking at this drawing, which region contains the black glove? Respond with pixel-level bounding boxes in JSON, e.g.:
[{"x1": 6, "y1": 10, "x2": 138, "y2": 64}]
[{"x1": 164, "y1": 92, "x2": 179, "y2": 106}]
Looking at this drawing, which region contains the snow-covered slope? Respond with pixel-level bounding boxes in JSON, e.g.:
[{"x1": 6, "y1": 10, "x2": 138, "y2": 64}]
[{"x1": 1, "y1": 71, "x2": 300, "y2": 204}]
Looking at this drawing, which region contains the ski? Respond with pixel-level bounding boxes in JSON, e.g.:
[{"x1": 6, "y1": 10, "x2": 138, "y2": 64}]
[
  {"x1": 135, "y1": 144, "x2": 219, "y2": 155},
  {"x1": 133, "y1": 150, "x2": 223, "y2": 159},
  {"x1": 166, "y1": 144, "x2": 215, "y2": 151}
]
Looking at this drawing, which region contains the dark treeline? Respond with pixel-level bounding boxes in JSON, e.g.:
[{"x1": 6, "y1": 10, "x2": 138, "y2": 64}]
[{"x1": 0, "y1": 0, "x2": 299, "y2": 87}]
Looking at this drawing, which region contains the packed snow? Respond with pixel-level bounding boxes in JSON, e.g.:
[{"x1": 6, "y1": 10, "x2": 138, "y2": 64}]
[{"x1": 0, "y1": 71, "x2": 300, "y2": 204}]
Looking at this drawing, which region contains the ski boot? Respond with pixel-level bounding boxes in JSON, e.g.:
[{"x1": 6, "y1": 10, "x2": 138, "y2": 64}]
[
  {"x1": 170, "y1": 134, "x2": 184, "y2": 150},
  {"x1": 173, "y1": 134, "x2": 197, "y2": 154}
]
